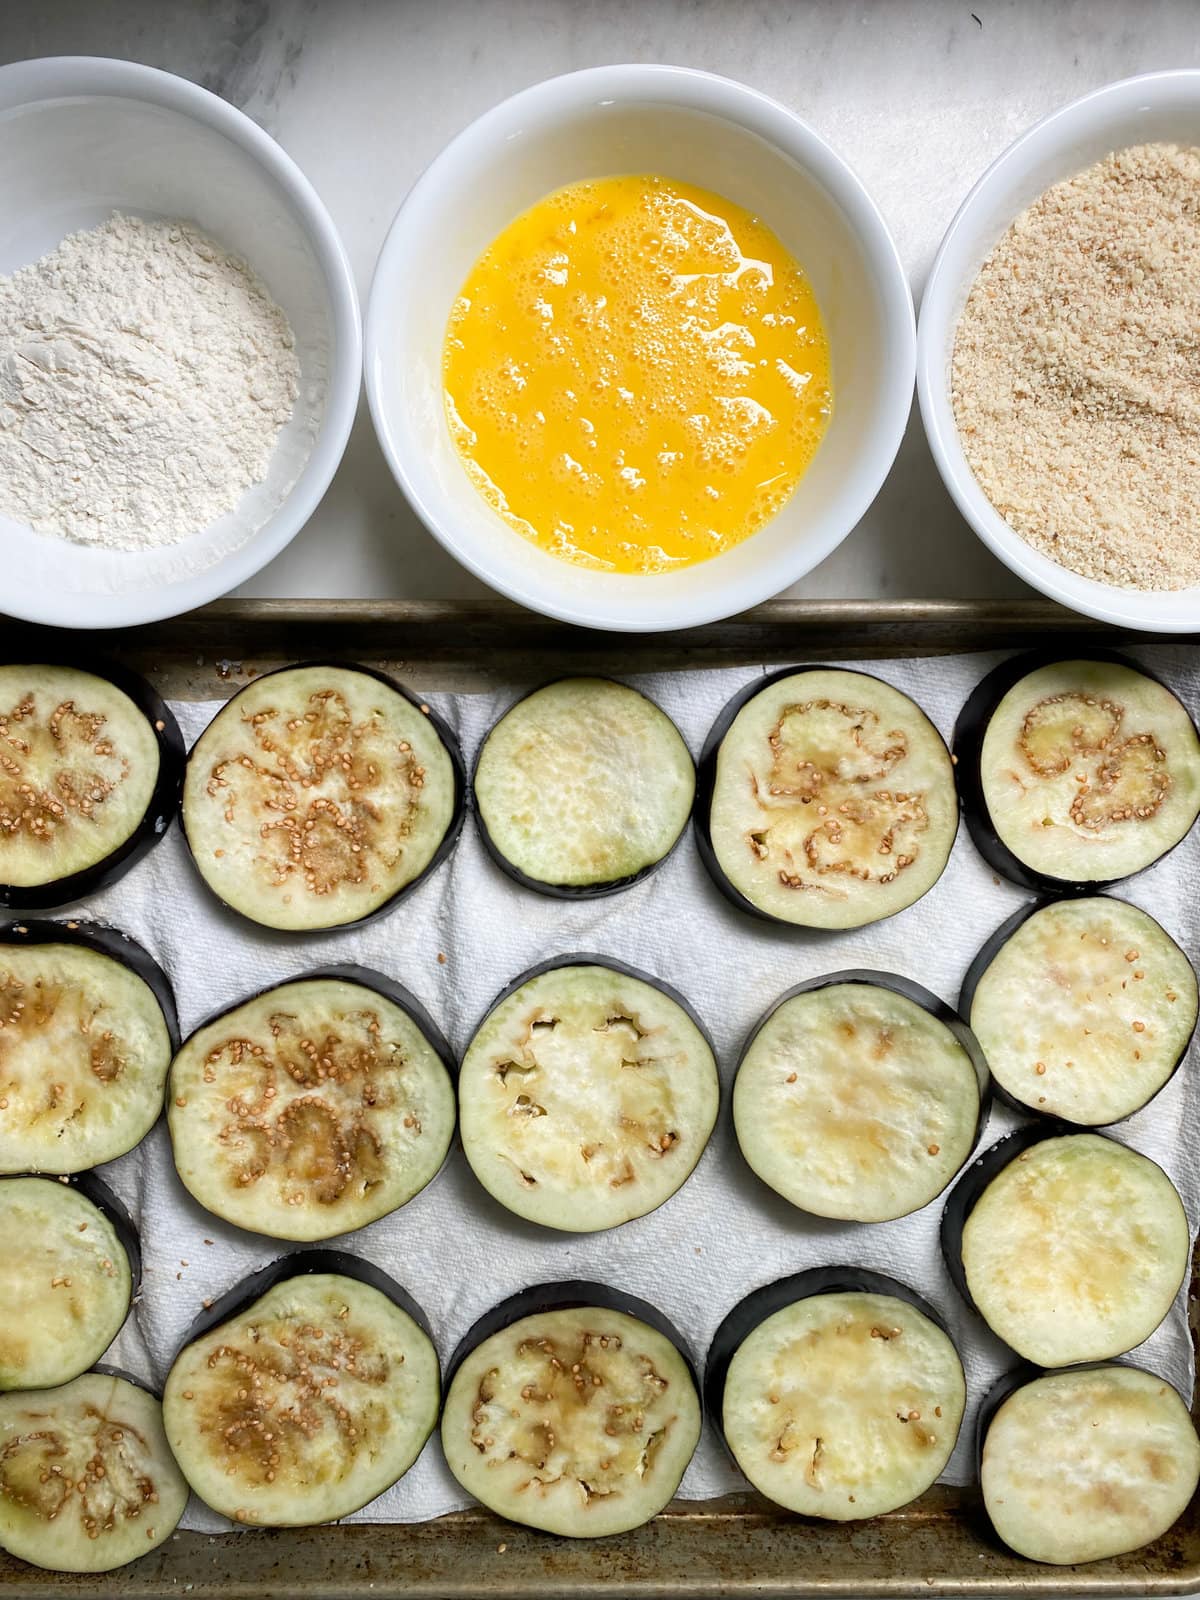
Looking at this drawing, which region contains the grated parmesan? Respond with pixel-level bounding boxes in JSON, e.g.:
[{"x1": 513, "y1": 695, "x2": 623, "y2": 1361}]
[{"x1": 951, "y1": 143, "x2": 1200, "y2": 591}]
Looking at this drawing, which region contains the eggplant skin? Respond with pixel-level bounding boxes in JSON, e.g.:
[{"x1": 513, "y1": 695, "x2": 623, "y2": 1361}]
[
  {"x1": 56, "y1": 1171, "x2": 141, "y2": 1290},
  {"x1": 953, "y1": 651, "x2": 1200, "y2": 894},
  {"x1": 0, "y1": 1371, "x2": 189, "y2": 1573},
  {"x1": 696, "y1": 666, "x2": 957, "y2": 930},
  {"x1": 441, "y1": 1282, "x2": 701, "y2": 1538},
  {"x1": 162, "y1": 1258, "x2": 440, "y2": 1525},
  {"x1": 705, "y1": 1264, "x2": 954, "y2": 1428},
  {"x1": 732, "y1": 966, "x2": 998, "y2": 1216},
  {"x1": 181, "y1": 660, "x2": 466, "y2": 933},
  {"x1": 0, "y1": 1172, "x2": 139, "y2": 1392},
  {"x1": 743, "y1": 968, "x2": 989, "y2": 1098},
  {"x1": 975, "y1": 1355, "x2": 1196, "y2": 1472},
  {"x1": 471, "y1": 678, "x2": 695, "y2": 899},
  {"x1": 960, "y1": 896, "x2": 1197, "y2": 1127},
  {"x1": 0, "y1": 921, "x2": 180, "y2": 1171},
  {"x1": 0, "y1": 920, "x2": 179, "y2": 1175},
  {"x1": 706, "y1": 1268, "x2": 966, "y2": 1522},
  {"x1": 696, "y1": 666, "x2": 826, "y2": 928},
  {"x1": 309, "y1": 962, "x2": 455, "y2": 1076},
  {"x1": 0, "y1": 658, "x2": 183, "y2": 911},
  {"x1": 458, "y1": 957, "x2": 719, "y2": 1234},
  {"x1": 182, "y1": 961, "x2": 453, "y2": 1081},
  {"x1": 446, "y1": 1279, "x2": 698, "y2": 1390},
  {"x1": 941, "y1": 1128, "x2": 1188, "y2": 1367},
  {"x1": 974, "y1": 1360, "x2": 1049, "y2": 1465},
  {"x1": 0, "y1": 917, "x2": 180, "y2": 1052},
  {"x1": 167, "y1": 966, "x2": 456, "y2": 1242},
  {"x1": 977, "y1": 1362, "x2": 1200, "y2": 1565},
  {"x1": 178, "y1": 1248, "x2": 435, "y2": 1349},
  {"x1": 939, "y1": 1123, "x2": 1077, "y2": 1316},
  {"x1": 470, "y1": 952, "x2": 715, "y2": 1057}
]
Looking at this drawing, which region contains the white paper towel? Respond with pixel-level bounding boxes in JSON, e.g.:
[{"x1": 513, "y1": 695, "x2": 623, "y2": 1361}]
[{"x1": 69, "y1": 644, "x2": 1199, "y2": 1530}]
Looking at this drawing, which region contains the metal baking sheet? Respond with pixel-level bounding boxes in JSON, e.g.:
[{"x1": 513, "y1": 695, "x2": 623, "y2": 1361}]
[{"x1": 1, "y1": 597, "x2": 1197, "y2": 1600}]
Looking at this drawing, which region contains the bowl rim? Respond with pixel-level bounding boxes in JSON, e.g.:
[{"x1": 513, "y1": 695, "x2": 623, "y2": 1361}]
[
  {"x1": 365, "y1": 61, "x2": 916, "y2": 633},
  {"x1": 0, "y1": 54, "x2": 362, "y2": 630},
  {"x1": 916, "y1": 67, "x2": 1200, "y2": 634}
]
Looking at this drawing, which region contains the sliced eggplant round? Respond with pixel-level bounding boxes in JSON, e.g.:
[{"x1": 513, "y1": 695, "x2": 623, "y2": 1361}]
[
  {"x1": 706, "y1": 1266, "x2": 966, "y2": 1521},
  {"x1": 167, "y1": 968, "x2": 455, "y2": 1241},
  {"x1": 0, "y1": 1371, "x2": 188, "y2": 1573},
  {"x1": 979, "y1": 1363, "x2": 1200, "y2": 1566},
  {"x1": 963, "y1": 897, "x2": 1197, "y2": 1126},
  {"x1": 0, "y1": 1174, "x2": 137, "y2": 1391},
  {"x1": 954, "y1": 654, "x2": 1200, "y2": 893},
  {"x1": 458, "y1": 958, "x2": 718, "y2": 1232},
  {"x1": 162, "y1": 1252, "x2": 439, "y2": 1526},
  {"x1": 0, "y1": 661, "x2": 183, "y2": 911},
  {"x1": 472, "y1": 677, "x2": 695, "y2": 897},
  {"x1": 182, "y1": 662, "x2": 465, "y2": 932},
  {"x1": 441, "y1": 1281, "x2": 701, "y2": 1537},
  {"x1": 698, "y1": 667, "x2": 957, "y2": 930},
  {"x1": 733, "y1": 972, "x2": 987, "y2": 1222},
  {"x1": 941, "y1": 1128, "x2": 1189, "y2": 1367},
  {"x1": 0, "y1": 920, "x2": 177, "y2": 1174}
]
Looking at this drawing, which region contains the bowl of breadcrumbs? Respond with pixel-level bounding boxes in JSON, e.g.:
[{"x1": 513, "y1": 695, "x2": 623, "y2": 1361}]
[{"x1": 917, "y1": 70, "x2": 1200, "y2": 633}]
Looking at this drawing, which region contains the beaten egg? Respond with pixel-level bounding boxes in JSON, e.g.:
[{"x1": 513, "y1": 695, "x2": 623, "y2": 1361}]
[{"x1": 443, "y1": 175, "x2": 832, "y2": 574}]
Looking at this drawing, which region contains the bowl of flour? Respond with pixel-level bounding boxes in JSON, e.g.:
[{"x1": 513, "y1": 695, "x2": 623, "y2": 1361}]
[{"x1": 0, "y1": 56, "x2": 360, "y2": 628}]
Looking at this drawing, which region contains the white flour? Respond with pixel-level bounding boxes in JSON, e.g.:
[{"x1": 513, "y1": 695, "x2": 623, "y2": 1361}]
[{"x1": 0, "y1": 214, "x2": 299, "y2": 551}]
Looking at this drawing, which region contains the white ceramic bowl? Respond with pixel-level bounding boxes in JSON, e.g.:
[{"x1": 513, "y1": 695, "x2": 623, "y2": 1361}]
[
  {"x1": 366, "y1": 65, "x2": 914, "y2": 632},
  {"x1": 918, "y1": 70, "x2": 1200, "y2": 633},
  {"x1": 0, "y1": 57, "x2": 360, "y2": 629}
]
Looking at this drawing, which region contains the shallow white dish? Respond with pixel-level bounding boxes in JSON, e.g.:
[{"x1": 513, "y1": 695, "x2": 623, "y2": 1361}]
[
  {"x1": 0, "y1": 56, "x2": 360, "y2": 630},
  {"x1": 918, "y1": 70, "x2": 1200, "y2": 634},
  {"x1": 366, "y1": 64, "x2": 914, "y2": 632}
]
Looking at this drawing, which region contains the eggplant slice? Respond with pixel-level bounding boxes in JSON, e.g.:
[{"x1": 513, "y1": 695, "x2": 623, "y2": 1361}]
[
  {"x1": 963, "y1": 897, "x2": 1197, "y2": 1126},
  {"x1": 706, "y1": 1266, "x2": 965, "y2": 1521},
  {"x1": 441, "y1": 1281, "x2": 701, "y2": 1537},
  {"x1": 162, "y1": 1253, "x2": 439, "y2": 1525},
  {"x1": 0, "y1": 661, "x2": 183, "y2": 911},
  {"x1": 942, "y1": 1129, "x2": 1189, "y2": 1367},
  {"x1": 955, "y1": 654, "x2": 1200, "y2": 892},
  {"x1": 699, "y1": 667, "x2": 957, "y2": 929},
  {"x1": 0, "y1": 921, "x2": 177, "y2": 1174},
  {"x1": 733, "y1": 972, "x2": 987, "y2": 1222},
  {"x1": 472, "y1": 678, "x2": 694, "y2": 897},
  {"x1": 980, "y1": 1364, "x2": 1200, "y2": 1566},
  {"x1": 167, "y1": 969, "x2": 456, "y2": 1241},
  {"x1": 458, "y1": 959, "x2": 718, "y2": 1232},
  {"x1": 0, "y1": 1173, "x2": 136, "y2": 1392},
  {"x1": 0, "y1": 1371, "x2": 188, "y2": 1573},
  {"x1": 182, "y1": 663, "x2": 464, "y2": 931}
]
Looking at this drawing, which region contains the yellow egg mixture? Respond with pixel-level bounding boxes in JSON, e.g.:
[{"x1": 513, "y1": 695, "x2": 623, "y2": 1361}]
[{"x1": 443, "y1": 175, "x2": 832, "y2": 574}]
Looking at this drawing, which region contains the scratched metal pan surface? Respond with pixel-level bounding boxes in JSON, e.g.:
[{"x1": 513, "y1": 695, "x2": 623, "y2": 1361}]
[{"x1": 0, "y1": 598, "x2": 1197, "y2": 1600}]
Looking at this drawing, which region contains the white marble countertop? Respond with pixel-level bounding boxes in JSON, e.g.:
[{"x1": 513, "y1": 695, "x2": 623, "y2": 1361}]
[
  {"x1": 3, "y1": 0, "x2": 1198, "y2": 607},
  {"x1": 1, "y1": 20, "x2": 1196, "y2": 1600}
]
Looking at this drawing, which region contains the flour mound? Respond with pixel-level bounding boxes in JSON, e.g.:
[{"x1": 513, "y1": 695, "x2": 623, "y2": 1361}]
[{"x1": 0, "y1": 214, "x2": 300, "y2": 551}]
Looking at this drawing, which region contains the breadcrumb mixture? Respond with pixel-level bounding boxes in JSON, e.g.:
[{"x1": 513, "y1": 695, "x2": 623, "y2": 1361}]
[{"x1": 951, "y1": 143, "x2": 1200, "y2": 591}]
